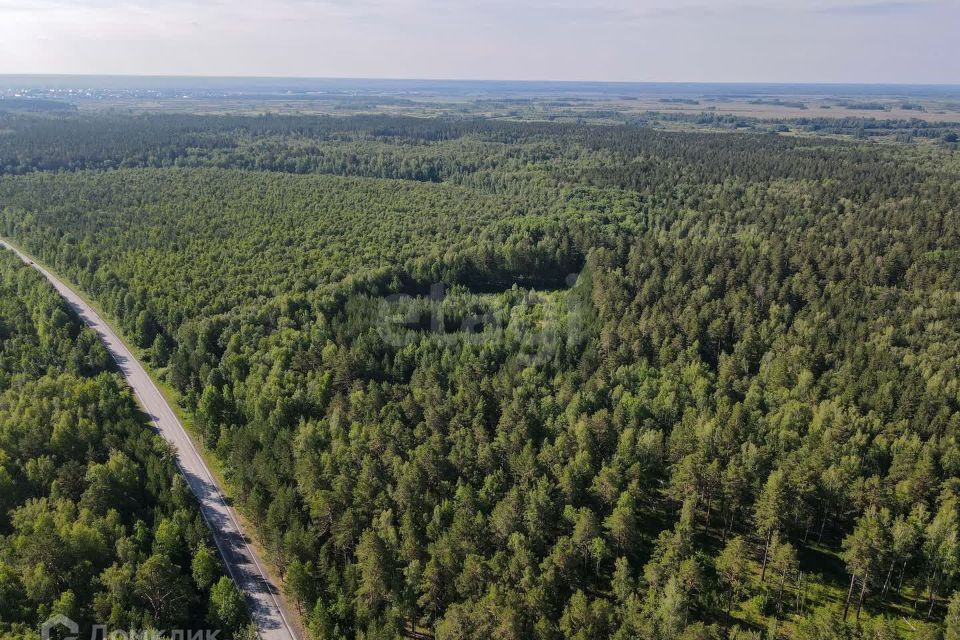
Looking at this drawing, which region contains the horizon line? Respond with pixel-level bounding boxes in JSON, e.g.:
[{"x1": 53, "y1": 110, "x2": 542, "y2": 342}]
[{"x1": 1, "y1": 73, "x2": 958, "y2": 88}]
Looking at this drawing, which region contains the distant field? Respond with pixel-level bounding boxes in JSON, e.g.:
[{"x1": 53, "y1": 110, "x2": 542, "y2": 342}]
[
  {"x1": 24, "y1": 96, "x2": 960, "y2": 124},
  {"x1": 617, "y1": 98, "x2": 960, "y2": 123},
  {"x1": 2, "y1": 76, "x2": 959, "y2": 123}
]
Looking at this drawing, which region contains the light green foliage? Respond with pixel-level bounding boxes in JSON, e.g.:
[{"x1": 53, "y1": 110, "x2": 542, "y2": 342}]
[
  {"x1": 192, "y1": 545, "x2": 219, "y2": 591},
  {"x1": 208, "y1": 577, "x2": 248, "y2": 634},
  {"x1": 716, "y1": 537, "x2": 751, "y2": 614},
  {"x1": 947, "y1": 591, "x2": 960, "y2": 640}
]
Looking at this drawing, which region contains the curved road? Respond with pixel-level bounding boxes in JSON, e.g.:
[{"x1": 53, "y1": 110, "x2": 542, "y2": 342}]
[{"x1": 1, "y1": 239, "x2": 300, "y2": 640}]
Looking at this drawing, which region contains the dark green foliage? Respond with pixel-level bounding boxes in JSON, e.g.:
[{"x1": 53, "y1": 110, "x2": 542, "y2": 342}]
[
  {"x1": 2, "y1": 112, "x2": 960, "y2": 638},
  {"x1": 0, "y1": 252, "x2": 248, "y2": 637}
]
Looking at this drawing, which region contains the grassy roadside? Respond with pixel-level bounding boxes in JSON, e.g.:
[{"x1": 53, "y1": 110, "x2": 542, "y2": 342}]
[{"x1": 0, "y1": 235, "x2": 307, "y2": 638}]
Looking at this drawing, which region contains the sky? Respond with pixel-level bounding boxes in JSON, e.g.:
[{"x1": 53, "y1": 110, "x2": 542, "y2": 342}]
[{"x1": 0, "y1": 0, "x2": 957, "y2": 83}]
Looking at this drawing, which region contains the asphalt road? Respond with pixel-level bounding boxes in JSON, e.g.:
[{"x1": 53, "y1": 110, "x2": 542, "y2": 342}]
[{"x1": 1, "y1": 239, "x2": 300, "y2": 640}]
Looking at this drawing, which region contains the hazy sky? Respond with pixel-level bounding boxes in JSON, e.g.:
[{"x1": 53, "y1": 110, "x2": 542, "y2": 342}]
[{"x1": 0, "y1": 0, "x2": 957, "y2": 83}]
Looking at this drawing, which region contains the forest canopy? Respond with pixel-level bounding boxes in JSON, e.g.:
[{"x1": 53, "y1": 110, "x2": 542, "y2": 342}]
[
  {"x1": 0, "y1": 250, "x2": 250, "y2": 639},
  {"x1": 1, "y1": 112, "x2": 960, "y2": 639}
]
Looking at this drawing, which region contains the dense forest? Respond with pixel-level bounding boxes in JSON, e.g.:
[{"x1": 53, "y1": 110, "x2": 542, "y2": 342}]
[
  {"x1": 2, "y1": 112, "x2": 960, "y2": 639},
  {"x1": 0, "y1": 250, "x2": 250, "y2": 639}
]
